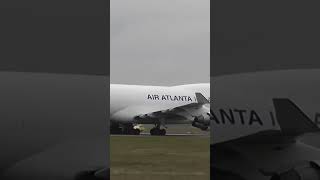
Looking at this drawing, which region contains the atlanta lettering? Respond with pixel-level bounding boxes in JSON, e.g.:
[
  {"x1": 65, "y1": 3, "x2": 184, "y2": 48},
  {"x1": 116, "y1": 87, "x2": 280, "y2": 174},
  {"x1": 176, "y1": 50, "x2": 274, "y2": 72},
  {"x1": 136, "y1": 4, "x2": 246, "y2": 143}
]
[
  {"x1": 210, "y1": 108, "x2": 267, "y2": 126},
  {"x1": 210, "y1": 109, "x2": 320, "y2": 127},
  {"x1": 147, "y1": 94, "x2": 194, "y2": 102}
]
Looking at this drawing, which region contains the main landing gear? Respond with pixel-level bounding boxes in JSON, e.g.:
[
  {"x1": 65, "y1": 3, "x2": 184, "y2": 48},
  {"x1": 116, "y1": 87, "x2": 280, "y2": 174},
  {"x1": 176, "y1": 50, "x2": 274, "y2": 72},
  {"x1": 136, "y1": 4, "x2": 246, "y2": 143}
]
[{"x1": 150, "y1": 124, "x2": 166, "y2": 136}]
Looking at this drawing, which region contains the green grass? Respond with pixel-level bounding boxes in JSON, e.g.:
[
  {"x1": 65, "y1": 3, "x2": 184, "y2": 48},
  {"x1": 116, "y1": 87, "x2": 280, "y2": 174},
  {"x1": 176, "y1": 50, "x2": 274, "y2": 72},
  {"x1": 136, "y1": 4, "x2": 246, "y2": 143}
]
[{"x1": 110, "y1": 136, "x2": 210, "y2": 180}]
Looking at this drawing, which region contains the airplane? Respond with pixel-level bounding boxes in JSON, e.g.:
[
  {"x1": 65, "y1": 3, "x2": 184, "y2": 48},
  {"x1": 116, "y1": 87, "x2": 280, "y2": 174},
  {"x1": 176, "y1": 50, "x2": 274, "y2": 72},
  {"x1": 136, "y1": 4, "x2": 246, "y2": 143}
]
[
  {"x1": 110, "y1": 83, "x2": 210, "y2": 135},
  {"x1": 211, "y1": 69, "x2": 320, "y2": 180},
  {"x1": 0, "y1": 71, "x2": 108, "y2": 180}
]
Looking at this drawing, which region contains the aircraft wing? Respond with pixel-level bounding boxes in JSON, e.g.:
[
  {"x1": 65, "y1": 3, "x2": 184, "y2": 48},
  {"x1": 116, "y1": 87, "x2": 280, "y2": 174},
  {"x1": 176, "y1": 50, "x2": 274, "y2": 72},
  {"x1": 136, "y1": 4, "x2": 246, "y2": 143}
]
[
  {"x1": 1, "y1": 136, "x2": 108, "y2": 180},
  {"x1": 134, "y1": 93, "x2": 210, "y2": 124},
  {"x1": 211, "y1": 98, "x2": 320, "y2": 180}
]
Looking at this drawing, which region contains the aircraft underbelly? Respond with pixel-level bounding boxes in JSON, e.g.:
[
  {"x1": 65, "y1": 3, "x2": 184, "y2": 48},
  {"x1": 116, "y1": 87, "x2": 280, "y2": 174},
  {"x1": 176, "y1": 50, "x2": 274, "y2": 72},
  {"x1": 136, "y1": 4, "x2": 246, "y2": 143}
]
[{"x1": 135, "y1": 117, "x2": 190, "y2": 124}]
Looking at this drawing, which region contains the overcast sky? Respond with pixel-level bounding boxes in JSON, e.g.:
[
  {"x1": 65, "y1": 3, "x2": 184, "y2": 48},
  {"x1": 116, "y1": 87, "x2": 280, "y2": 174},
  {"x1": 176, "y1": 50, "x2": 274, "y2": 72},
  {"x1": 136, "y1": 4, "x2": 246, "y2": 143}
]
[{"x1": 110, "y1": 0, "x2": 209, "y2": 86}]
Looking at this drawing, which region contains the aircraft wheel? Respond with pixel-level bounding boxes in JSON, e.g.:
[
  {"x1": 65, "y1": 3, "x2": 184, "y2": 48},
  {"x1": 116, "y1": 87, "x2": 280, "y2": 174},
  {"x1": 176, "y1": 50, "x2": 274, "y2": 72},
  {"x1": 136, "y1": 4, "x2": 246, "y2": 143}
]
[
  {"x1": 150, "y1": 128, "x2": 166, "y2": 136},
  {"x1": 150, "y1": 128, "x2": 156, "y2": 135},
  {"x1": 201, "y1": 126, "x2": 209, "y2": 131},
  {"x1": 160, "y1": 129, "x2": 166, "y2": 136},
  {"x1": 150, "y1": 128, "x2": 160, "y2": 135},
  {"x1": 133, "y1": 129, "x2": 141, "y2": 135}
]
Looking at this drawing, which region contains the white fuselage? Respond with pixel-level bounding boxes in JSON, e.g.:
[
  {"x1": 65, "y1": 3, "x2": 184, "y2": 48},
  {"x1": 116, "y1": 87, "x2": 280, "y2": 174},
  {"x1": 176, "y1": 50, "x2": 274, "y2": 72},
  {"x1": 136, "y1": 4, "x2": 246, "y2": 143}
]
[
  {"x1": 110, "y1": 83, "x2": 210, "y2": 124},
  {"x1": 211, "y1": 69, "x2": 320, "y2": 144}
]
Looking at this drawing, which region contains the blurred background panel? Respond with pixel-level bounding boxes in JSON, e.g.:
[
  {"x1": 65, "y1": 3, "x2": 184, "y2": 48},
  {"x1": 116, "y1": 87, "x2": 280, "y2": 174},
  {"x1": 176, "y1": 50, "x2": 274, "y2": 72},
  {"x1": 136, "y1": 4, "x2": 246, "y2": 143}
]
[
  {"x1": 0, "y1": 0, "x2": 109, "y2": 179},
  {"x1": 211, "y1": 1, "x2": 320, "y2": 179},
  {"x1": 0, "y1": 0, "x2": 108, "y2": 75},
  {"x1": 212, "y1": 0, "x2": 320, "y2": 76}
]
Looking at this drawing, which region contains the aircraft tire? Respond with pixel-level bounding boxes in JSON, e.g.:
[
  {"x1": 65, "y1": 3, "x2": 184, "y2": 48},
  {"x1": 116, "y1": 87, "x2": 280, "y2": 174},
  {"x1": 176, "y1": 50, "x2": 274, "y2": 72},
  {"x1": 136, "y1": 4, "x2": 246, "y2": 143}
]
[
  {"x1": 132, "y1": 129, "x2": 140, "y2": 135},
  {"x1": 201, "y1": 126, "x2": 209, "y2": 131},
  {"x1": 150, "y1": 128, "x2": 166, "y2": 136},
  {"x1": 160, "y1": 129, "x2": 166, "y2": 136},
  {"x1": 150, "y1": 128, "x2": 161, "y2": 135},
  {"x1": 150, "y1": 128, "x2": 156, "y2": 135}
]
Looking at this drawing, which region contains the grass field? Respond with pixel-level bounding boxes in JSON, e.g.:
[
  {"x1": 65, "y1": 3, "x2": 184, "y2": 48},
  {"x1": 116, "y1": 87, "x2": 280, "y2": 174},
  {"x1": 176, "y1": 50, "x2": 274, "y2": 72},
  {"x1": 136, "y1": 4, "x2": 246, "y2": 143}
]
[{"x1": 110, "y1": 135, "x2": 210, "y2": 180}]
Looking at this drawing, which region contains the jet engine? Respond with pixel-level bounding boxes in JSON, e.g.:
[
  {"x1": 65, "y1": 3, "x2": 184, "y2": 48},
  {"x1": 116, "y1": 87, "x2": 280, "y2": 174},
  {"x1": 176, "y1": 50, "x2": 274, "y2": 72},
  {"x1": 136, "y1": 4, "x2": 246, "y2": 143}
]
[
  {"x1": 270, "y1": 161, "x2": 320, "y2": 180},
  {"x1": 192, "y1": 113, "x2": 210, "y2": 130}
]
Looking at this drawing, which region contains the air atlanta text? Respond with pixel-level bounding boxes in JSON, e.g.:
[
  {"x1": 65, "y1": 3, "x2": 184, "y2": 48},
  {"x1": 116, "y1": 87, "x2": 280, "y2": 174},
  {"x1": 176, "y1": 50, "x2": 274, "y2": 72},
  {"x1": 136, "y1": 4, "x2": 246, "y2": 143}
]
[{"x1": 147, "y1": 94, "x2": 194, "y2": 102}]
